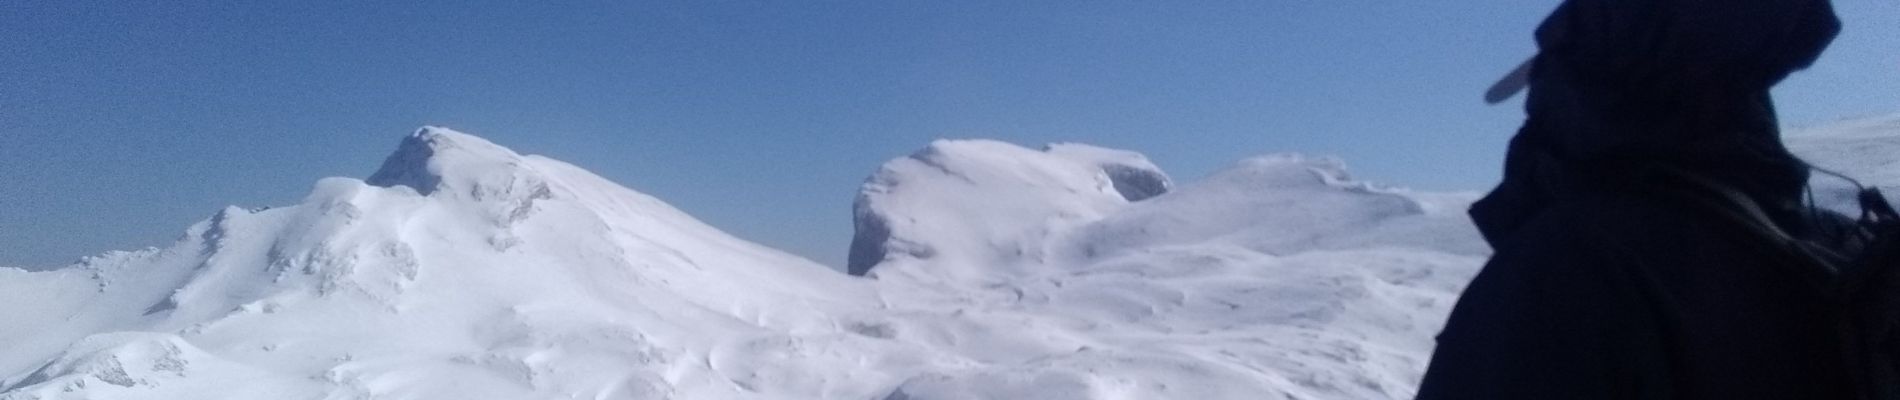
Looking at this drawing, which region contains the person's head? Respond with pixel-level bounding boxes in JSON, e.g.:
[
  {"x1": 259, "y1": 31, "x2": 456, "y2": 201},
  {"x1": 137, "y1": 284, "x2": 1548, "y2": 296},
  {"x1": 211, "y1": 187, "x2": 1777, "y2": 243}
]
[
  {"x1": 1472, "y1": 0, "x2": 1844, "y2": 239},
  {"x1": 1532, "y1": 0, "x2": 1839, "y2": 98},
  {"x1": 1521, "y1": 0, "x2": 1840, "y2": 171}
]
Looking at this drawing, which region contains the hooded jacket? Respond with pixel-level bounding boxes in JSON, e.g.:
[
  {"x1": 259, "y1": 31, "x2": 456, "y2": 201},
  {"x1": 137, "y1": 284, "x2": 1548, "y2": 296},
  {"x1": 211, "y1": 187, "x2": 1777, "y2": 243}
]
[{"x1": 1415, "y1": 0, "x2": 1846, "y2": 398}]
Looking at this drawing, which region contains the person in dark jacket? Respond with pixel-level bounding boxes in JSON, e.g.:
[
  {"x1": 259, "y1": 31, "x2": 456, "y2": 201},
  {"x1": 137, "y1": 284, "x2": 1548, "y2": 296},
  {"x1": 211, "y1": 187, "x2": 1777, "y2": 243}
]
[{"x1": 1416, "y1": 0, "x2": 1850, "y2": 398}]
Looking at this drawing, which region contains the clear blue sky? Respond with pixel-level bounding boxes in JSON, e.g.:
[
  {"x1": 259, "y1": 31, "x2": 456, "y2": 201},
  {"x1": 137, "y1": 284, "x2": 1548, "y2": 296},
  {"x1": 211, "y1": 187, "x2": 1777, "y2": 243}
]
[{"x1": 4, "y1": 0, "x2": 1897, "y2": 269}]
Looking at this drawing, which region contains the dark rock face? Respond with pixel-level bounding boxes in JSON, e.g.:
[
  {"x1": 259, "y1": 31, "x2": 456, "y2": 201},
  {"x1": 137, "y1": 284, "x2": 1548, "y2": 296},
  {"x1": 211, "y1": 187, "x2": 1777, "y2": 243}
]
[
  {"x1": 1103, "y1": 164, "x2": 1170, "y2": 202},
  {"x1": 365, "y1": 128, "x2": 445, "y2": 195},
  {"x1": 846, "y1": 198, "x2": 892, "y2": 276}
]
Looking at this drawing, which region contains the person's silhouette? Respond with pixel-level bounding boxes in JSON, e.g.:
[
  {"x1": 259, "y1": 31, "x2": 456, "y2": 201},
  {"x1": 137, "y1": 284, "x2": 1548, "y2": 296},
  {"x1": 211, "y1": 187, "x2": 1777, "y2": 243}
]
[{"x1": 1416, "y1": 0, "x2": 1853, "y2": 398}]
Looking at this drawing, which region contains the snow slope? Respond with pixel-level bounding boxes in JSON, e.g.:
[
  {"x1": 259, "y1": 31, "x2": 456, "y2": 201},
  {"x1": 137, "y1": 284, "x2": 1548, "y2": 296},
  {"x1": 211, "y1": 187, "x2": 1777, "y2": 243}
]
[
  {"x1": 854, "y1": 143, "x2": 1488, "y2": 399},
  {"x1": 1790, "y1": 113, "x2": 1900, "y2": 206},
  {"x1": 4, "y1": 114, "x2": 1895, "y2": 399},
  {"x1": 846, "y1": 140, "x2": 1174, "y2": 279}
]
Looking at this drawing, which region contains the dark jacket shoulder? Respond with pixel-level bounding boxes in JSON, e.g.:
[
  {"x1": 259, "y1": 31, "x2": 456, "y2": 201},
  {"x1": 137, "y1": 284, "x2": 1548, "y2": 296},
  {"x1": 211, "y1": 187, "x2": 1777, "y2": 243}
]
[
  {"x1": 1420, "y1": 192, "x2": 1854, "y2": 399},
  {"x1": 1420, "y1": 195, "x2": 1674, "y2": 399}
]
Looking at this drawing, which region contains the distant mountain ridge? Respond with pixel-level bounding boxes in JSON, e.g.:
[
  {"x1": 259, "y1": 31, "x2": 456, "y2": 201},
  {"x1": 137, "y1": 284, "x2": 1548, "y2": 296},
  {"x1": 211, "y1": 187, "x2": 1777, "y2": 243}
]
[{"x1": 4, "y1": 113, "x2": 1896, "y2": 399}]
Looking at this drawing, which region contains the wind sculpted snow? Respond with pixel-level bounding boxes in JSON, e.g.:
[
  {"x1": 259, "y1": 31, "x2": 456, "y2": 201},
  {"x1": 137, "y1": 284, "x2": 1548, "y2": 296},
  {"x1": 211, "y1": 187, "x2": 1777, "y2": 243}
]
[
  {"x1": 5, "y1": 115, "x2": 1898, "y2": 399},
  {"x1": 853, "y1": 141, "x2": 1488, "y2": 399}
]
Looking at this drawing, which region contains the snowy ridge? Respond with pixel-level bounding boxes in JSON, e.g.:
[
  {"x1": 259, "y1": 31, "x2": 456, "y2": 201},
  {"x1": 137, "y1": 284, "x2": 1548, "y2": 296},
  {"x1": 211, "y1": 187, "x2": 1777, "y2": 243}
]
[
  {"x1": 1065, "y1": 154, "x2": 1489, "y2": 262},
  {"x1": 2, "y1": 127, "x2": 900, "y2": 399},
  {"x1": 847, "y1": 139, "x2": 1171, "y2": 279},
  {"x1": 3, "y1": 115, "x2": 1895, "y2": 399}
]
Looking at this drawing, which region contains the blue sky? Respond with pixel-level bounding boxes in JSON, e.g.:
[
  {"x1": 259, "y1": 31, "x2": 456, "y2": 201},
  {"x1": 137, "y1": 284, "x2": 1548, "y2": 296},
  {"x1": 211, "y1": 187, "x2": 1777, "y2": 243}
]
[{"x1": 4, "y1": 0, "x2": 1897, "y2": 269}]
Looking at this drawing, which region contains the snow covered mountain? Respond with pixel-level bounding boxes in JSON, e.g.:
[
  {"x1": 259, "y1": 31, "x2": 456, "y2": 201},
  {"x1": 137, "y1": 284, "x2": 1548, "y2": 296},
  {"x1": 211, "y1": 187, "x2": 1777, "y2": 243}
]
[
  {"x1": 1, "y1": 129, "x2": 894, "y2": 399},
  {"x1": 4, "y1": 114, "x2": 1896, "y2": 400}
]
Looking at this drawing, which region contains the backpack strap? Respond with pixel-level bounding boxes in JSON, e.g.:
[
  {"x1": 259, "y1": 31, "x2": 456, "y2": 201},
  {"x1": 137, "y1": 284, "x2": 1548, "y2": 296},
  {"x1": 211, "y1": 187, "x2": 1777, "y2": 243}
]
[{"x1": 1651, "y1": 167, "x2": 1850, "y2": 291}]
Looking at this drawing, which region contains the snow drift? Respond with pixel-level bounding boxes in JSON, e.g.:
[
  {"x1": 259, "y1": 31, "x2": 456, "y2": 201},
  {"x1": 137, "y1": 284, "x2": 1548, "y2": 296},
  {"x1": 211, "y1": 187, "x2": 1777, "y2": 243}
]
[
  {"x1": 4, "y1": 114, "x2": 1897, "y2": 399},
  {"x1": 846, "y1": 140, "x2": 1173, "y2": 279}
]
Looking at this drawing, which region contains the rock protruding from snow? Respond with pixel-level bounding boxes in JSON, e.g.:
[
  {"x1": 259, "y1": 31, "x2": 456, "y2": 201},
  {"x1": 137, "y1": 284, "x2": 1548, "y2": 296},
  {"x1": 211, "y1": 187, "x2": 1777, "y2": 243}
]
[
  {"x1": 365, "y1": 126, "x2": 528, "y2": 196},
  {"x1": 1044, "y1": 143, "x2": 1173, "y2": 202},
  {"x1": 847, "y1": 140, "x2": 1166, "y2": 278}
]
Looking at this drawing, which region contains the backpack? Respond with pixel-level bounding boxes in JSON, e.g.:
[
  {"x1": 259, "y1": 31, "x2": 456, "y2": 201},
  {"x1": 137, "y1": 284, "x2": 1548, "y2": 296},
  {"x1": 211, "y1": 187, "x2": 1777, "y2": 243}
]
[
  {"x1": 1839, "y1": 188, "x2": 1900, "y2": 400},
  {"x1": 1660, "y1": 168, "x2": 1900, "y2": 399}
]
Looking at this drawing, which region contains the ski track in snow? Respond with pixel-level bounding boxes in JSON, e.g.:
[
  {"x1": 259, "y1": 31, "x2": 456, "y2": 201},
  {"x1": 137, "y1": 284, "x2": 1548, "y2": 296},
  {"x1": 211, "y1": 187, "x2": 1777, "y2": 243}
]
[{"x1": 3, "y1": 114, "x2": 1896, "y2": 400}]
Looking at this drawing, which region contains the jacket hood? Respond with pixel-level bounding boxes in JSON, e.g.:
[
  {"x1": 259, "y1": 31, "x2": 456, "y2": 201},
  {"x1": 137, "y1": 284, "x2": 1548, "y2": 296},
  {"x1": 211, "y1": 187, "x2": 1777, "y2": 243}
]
[{"x1": 1470, "y1": 0, "x2": 1840, "y2": 245}]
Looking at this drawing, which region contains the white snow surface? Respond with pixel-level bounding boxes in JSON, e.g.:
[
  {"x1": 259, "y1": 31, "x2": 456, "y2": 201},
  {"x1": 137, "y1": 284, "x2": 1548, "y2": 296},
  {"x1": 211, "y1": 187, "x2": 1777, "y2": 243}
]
[
  {"x1": 3, "y1": 117, "x2": 1896, "y2": 400},
  {"x1": 1790, "y1": 113, "x2": 1900, "y2": 207}
]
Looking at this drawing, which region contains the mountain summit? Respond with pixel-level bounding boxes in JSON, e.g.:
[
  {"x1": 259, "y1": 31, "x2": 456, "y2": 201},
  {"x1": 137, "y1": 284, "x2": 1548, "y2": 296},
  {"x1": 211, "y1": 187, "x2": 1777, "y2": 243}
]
[{"x1": 364, "y1": 126, "x2": 519, "y2": 196}]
